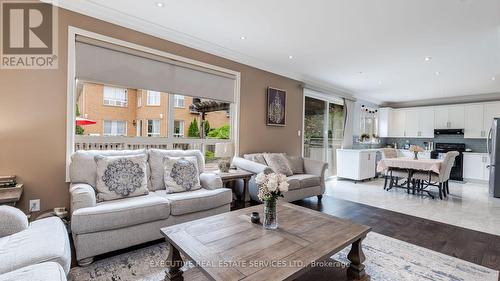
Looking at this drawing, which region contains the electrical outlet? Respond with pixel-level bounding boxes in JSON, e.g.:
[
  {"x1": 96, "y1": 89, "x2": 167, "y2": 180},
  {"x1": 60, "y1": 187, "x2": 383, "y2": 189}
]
[{"x1": 29, "y1": 199, "x2": 40, "y2": 212}]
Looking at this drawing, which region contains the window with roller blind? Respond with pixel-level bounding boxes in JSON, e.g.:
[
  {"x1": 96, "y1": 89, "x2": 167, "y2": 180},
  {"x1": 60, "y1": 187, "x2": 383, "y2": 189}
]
[{"x1": 70, "y1": 31, "x2": 239, "y2": 169}]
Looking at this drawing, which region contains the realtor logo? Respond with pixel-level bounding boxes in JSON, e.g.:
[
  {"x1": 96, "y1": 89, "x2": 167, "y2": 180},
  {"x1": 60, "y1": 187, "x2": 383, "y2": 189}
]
[{"x1": 1, "y1": 1, "x2": 58, "y2": 69}]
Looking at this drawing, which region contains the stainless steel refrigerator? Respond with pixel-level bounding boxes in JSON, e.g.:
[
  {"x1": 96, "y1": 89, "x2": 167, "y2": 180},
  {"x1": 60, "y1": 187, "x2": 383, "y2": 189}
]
[{"x1": 488, "y1": 118, "x2": 500, "y2": 198}]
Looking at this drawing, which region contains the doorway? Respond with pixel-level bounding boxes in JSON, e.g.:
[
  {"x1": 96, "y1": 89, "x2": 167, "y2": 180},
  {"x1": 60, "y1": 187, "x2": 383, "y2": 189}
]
[{"x1": 303, "y1": 93, "x2": 344, "y2": 176}]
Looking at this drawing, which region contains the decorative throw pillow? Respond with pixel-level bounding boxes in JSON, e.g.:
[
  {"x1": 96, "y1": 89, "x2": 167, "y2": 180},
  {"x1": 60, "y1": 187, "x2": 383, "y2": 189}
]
[
  {"x1": 163, "y1": 156, "x2": 201, "y2": 193},
  {"x1": 286, "y1": 155, "x2": 304, "y2": 174},
  {"x1": 95, "y1": 154, "x2": 149, "y2": 202},
  {"x1": 243, "y1": 153, "x2": 268, "y2": 165},
  {"x1": 263, "y1": 153, "x2": 293, "y2": 176}
]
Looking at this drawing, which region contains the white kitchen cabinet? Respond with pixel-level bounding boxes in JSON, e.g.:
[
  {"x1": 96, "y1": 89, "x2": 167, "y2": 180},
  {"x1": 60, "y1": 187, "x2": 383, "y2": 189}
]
[
  {"x1": 464, "y1": 104, "x2": 485, "y2": 138},
  {"x1": 419, "y1": 107, "x2": 435, "y2": 137},
  {"x1": 390, "y1": 109, "x2": 406, "y2": 137},
  {"x1": 449, "y1": 105, "x2": 465, "y2": 128},
  {"x1": 336, "y1": 149, "x2": 376, "y2": 181},
  {"x1": 463, "y1": 153, "x2": 489, "y2": 181},
  {"x1": 379, "y1": 107, "x2": 435, "y2": 138},
  {"x1": 378, "y1": 108, "x2": 391, "y2": 137},
  {"x1": 404, "y1": 109, "x2": 420, "y2": 137},
  {"x1": 484, "y1": 102, "x2": 500, "y2": 135},
  {"x1": 434, "y1": 105, "x2": 465, "y2": 129},
  {"x1": 434, "y1": 106, "x2": 449, "y2": 129}
]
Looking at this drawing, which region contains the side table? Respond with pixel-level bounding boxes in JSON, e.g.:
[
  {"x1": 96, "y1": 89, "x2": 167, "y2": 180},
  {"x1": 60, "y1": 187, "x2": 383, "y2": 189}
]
[
  {"x1": 219, "y1": 169, "x2": 253, "y2": 202},
  {"x1": 0, "y1": 184, "x2": 23, "y2": 206}
]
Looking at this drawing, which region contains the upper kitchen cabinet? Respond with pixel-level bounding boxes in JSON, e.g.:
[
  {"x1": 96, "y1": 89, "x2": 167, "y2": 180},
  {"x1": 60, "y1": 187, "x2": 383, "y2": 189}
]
[
  {"x1": 434, "y1": 105, "x2": 464, "y2": 129},
  {"x1": 465, "y1": 104, "x2": 486, "y2": 138},
  {"x1": 404, "y1": 108, "x2": 420, "y2": 137},
  {"x1": 390, "y1": 109, "x2": 406, "y2": 137},
  {"x1": 419, "y1": 107, "x2": 435, "y2": 137},
  {"x1": 484, "y1": 102, "x2": 500, "y2": 134},
  {"x1": 378, "y1": 107, "x2": 391, "y2": 137},
  {"x1": 405, "y1": 107, "x2": 434, "y2": 137},
  {"x1": 378, "y1": 107, "x2": 434, "y2": 138},
  {"x1": 464, "y1": 102, "x2": 500, "y2": 139}
]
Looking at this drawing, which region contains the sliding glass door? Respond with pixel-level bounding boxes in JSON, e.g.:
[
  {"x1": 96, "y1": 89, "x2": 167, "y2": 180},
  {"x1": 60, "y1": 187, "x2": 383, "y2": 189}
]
[{"x1": 303, "y1": 94, "x2": 344, "y2": 176}]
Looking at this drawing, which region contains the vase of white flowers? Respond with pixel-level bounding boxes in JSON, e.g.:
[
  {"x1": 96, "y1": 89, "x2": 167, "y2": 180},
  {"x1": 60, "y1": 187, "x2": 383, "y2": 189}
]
[
  {"x1": 409, "y1": 145, "x2": 424, "y2": 160},
  {"x1": 255, "y1": 172, "x2": 289, "y2": 229}
]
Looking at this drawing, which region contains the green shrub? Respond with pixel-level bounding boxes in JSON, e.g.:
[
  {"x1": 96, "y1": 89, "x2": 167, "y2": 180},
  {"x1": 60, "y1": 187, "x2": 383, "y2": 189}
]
[
  {"x1": 75, "y1": 125, "x2": 84, "y2": 135},
  {"x1": 188, "y1": 119, "x2": 200, "y2": 138},
  {"x1": 205, "y1": 150, "x2": 215, "y2": 161},
  {"x1": 207, "y1": 125, "x2": 230, "y2": 139},
  {"x1": 203, "y1": 120, "x2": 211, "y2": 136}
]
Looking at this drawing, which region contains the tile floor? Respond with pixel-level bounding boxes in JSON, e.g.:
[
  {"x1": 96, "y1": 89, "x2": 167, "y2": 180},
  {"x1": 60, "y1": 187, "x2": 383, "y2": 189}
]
[{"x1": 327, "y1": 177, "x2": 500, "y2": 236}]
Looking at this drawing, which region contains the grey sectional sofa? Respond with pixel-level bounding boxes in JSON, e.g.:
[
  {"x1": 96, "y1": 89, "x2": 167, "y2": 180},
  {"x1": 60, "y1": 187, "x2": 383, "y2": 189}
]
[
  {"x1": 232, "y1": 153, "x2": 327, "y2": 202},
  {"x1": 0, "y1": 206, "x2": 71, "y2": 281},
  {"x1": 69, "y1": 149, "x2": 232, "y2": 266}
]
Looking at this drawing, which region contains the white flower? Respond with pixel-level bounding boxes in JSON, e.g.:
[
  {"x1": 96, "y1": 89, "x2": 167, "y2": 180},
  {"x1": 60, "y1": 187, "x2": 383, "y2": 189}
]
[
  {"x1": 267, "y1": 177, "x2": 278, "y2": 192},
  {"x1": 278, "y1": 181, "x2": 289, "y2": 192},
  {"x1": 255, "y1": 173, "x2": 267, "y2": 185}
]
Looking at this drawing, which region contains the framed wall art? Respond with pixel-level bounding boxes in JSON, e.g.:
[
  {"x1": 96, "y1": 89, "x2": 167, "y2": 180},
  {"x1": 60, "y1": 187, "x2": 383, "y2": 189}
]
[{"x1": 267, "y1": 87, "x2": 286, "y2": 126}]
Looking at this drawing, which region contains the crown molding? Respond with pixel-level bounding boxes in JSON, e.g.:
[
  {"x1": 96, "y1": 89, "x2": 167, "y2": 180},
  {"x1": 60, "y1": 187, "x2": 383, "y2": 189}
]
[
  {"x1": 45, "y1": 0, "x2": 357, "y2": 100},
  {"x1": 382, "y1": 92, "x2": 500, "y2": 108}
]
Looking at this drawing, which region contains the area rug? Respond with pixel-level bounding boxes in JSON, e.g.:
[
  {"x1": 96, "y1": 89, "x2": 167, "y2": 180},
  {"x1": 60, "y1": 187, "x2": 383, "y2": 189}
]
[{"x1": 69, "y1": 232, "x2": 499, "y2": 281}]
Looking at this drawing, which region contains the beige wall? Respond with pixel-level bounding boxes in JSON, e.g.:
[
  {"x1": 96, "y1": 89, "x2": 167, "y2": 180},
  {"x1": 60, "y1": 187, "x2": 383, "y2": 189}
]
[{"x1": 0, "y1": 4, "x2": 303, "y2": 212}]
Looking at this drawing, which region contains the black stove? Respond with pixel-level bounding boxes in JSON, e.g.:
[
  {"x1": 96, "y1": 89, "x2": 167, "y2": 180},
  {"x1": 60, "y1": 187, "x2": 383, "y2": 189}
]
[{"x1": 430, "y1": 143, "x2": 465, "y2": 181}]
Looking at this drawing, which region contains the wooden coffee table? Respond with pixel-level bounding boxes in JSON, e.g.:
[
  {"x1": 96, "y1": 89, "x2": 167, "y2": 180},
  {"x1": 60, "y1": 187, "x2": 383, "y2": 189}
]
[{"x1": 161, "y1": 202, "x2": 371, "y2": 281}]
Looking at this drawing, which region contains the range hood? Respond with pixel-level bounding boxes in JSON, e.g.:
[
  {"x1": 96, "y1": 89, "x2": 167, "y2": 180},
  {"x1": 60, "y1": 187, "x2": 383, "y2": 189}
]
[{"x1": 434, "y1": 129, "x2": 464, "y2": 136}]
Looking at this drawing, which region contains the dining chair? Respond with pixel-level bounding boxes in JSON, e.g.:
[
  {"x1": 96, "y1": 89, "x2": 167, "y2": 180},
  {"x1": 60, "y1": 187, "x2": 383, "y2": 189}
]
[
  {"x1": 412, "y1": 151, "x2": 459, "y2": 200},
  {"x1": 380, "y1": 148, "x2": 408, "y2": 190}
]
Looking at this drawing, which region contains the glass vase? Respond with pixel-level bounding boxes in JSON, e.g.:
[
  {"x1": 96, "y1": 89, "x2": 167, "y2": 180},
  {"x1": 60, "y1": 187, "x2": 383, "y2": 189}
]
[
  {"x1": 413, "y1": 151, "x2": 418, "y2": 160},
  {"x1": 263, "y1": 198, "x2": 278, "y2": 229}
]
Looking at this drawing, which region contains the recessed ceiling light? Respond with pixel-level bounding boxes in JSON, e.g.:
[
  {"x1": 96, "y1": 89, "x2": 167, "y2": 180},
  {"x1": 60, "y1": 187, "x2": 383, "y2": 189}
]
[
  {"x1": 492, "y1": 76, "x2": 496, "y2": 81},
  {"x1": 240, "y1": 36, "x2": 246, "y2": 40},
  {"x1": 155, "y1": 2, "x2": 164, "y2": 7},
  {"x1": 435, "y1": 71, "x2": 441, "y2": 76},
  {"x1": 424, "y1": 56, "x2": 432, "y2": 62},
  {"x1": 358, "y1": 71, "x2": 363, "y2": 74},
  {"x1": 378, "y1": 81, "x2": 382, "y2": 85},
  {"x1": 288, "y1": 55, "x2": 293, "y2": 59}
]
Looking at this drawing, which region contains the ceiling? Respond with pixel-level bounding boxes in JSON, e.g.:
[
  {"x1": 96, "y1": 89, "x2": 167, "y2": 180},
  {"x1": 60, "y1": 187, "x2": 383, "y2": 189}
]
[{"x1": 50, "y1": 0, "x2": 500, "y2": 104}]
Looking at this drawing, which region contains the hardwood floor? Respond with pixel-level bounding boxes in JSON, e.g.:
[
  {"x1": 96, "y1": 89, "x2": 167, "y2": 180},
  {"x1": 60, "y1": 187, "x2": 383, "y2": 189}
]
[
  {"x1": 293, "y1": 195, "x2": 500, "y2": 273},
  {"x1": 84, "y1": 195, "x2": 500, "y2": 280}
]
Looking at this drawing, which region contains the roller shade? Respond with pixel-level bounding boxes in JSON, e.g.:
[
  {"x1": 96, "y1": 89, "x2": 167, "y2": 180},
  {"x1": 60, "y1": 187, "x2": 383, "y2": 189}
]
[{"x1": 75, "y1": 36, "x2": 236, "y2": 103}]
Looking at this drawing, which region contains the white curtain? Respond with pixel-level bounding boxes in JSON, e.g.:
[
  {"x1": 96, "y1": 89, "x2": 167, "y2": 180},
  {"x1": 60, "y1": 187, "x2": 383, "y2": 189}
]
[{"x1": 342, "y1": 98, "x2": 355, "y2": 148}]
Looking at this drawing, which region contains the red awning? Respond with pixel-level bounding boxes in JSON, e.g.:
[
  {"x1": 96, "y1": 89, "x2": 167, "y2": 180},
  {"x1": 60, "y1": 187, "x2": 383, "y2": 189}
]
[{"x1": 76, "y1": 117, "x2": 96, "y2": 126}]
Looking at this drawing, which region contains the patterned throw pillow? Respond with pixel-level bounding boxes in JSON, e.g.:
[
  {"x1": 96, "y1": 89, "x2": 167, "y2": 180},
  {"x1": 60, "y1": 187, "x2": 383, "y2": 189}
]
[
  {"x1": 163, "y1": 156, "x2": 201, "y2": 193},
  {"x1": 263, "y1": 153, "x2": 293, "y2": 176},
  {"x1": 94, "y1": 154, "x2": 149, "y2": 202}
]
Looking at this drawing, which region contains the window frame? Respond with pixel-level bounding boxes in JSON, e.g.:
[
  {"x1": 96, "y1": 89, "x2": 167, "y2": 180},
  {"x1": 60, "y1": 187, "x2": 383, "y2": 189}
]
[
  {"x1": 103, "y1": 120, "x2": 128, "y2": 136},
  {"x1": 146, "y1": 90, "x2": 161, "y2": 106},
  {"x1": 173, "y1": 120, "x2": 184, "y2": 138},
  {"x1": 173, "y1": 94, "x2": 185, "y2": 108},
  {"x1": 103, "y1": 86, "x2": 128, "y2": 107},
  {"x1": 147, "y1": 119, "x2": 161, "y2": 137}
]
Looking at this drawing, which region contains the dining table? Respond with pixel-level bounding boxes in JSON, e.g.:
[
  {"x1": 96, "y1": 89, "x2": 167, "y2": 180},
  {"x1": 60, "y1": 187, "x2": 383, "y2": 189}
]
[{"x1": 377, "y1": 157, "x2": 444, "y2": 198}]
